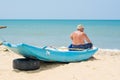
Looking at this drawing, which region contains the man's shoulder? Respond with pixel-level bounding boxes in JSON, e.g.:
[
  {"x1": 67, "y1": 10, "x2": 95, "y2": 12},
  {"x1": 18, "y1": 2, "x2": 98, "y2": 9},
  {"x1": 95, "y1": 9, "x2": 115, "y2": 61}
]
[{"x1": 81, "y1": 32, "x2": 86, "y2": 35}]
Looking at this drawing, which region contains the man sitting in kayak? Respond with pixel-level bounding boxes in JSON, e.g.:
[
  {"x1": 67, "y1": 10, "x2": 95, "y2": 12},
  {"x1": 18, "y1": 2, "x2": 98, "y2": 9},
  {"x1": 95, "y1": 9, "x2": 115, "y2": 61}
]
[{"x1": 69, "y1": 24, "x2": 93, "y2": 51}]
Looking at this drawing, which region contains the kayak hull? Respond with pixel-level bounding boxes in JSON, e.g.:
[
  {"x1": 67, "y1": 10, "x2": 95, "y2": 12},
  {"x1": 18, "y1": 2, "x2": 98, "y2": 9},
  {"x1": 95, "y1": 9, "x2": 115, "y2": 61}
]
[{"x1": 3, "y1": 42, "x2": 98, "y2": 62}]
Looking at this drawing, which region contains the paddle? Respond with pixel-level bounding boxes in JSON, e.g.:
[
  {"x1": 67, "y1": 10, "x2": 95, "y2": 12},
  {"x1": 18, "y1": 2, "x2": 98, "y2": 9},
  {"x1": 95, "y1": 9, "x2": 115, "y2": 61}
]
[{"x1": 0, "y1": 26, "x2": 7, "y2": 29}]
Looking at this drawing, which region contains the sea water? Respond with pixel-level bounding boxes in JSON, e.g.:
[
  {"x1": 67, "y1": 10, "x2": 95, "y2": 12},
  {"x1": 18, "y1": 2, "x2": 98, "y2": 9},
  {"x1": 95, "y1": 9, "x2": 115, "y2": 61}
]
[{"x1": 0, "y1": 19, "x2": 120, "y2": 49}]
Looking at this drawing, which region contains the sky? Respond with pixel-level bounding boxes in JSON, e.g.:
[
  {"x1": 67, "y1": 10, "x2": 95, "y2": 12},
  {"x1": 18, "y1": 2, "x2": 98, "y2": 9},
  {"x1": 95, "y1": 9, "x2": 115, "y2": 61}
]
[{"x1": 0, "y1": 0, "x2": 120, "y2": 19}]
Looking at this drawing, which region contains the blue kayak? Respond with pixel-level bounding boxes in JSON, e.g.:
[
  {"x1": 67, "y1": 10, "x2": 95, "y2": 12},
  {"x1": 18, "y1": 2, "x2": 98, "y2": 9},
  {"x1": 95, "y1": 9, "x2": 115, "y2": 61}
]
[{"x1": 3, "y1": 42, "x2": 98, "y2": 62}]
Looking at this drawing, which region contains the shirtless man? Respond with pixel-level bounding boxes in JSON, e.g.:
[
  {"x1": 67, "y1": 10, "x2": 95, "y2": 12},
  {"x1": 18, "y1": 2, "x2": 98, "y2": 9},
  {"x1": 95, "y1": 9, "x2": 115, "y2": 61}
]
[{"x1": 69, "y1": 24, "x2": 93, "y2": 51}]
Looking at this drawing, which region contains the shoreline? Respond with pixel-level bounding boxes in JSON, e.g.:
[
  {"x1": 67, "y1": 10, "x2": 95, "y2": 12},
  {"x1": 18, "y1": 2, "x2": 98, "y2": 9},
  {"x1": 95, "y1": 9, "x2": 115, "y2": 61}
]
[{"x1": 0, "y1": 45, "x2": 120, "y2": 80}]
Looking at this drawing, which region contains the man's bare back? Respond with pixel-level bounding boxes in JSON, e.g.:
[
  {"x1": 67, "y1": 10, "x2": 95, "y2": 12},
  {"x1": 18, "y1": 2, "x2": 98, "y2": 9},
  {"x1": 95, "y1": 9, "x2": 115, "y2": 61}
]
[
  {"x1": 71, "y1": 31, "x2": 85, "y2": 45},
  {"x1": 70, "y1": 27, "x2": 91, "y2": 45},
  {"x1": 68, "y1": 24, "x2": 93, "y2": 50}
]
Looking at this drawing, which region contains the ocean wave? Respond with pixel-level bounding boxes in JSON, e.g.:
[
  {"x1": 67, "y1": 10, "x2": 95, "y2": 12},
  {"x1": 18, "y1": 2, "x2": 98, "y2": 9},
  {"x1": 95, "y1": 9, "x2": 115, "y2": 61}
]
[{"x1": 96, "y1": 48, "x2": 120, "y2": 56}]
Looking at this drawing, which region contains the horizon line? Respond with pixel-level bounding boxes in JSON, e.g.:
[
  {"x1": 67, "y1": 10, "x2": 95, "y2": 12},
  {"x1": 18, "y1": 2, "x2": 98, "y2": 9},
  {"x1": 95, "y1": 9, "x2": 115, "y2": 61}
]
[{"x1": 0, "y1": 19, "x2": 120, "y2": 20}]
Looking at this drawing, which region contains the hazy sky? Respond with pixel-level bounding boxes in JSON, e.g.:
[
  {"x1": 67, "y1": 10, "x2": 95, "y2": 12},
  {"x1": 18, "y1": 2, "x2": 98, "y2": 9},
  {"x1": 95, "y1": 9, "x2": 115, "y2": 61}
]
[{"x1": 0, "y1": 0, "x2": 120, "y2": 19}]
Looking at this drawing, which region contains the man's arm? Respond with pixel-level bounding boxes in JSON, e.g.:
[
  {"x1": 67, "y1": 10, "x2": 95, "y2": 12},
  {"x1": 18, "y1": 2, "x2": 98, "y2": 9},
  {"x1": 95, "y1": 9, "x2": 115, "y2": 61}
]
[
  {"x1": 70, "y1": 33, "x2": 73, "y2": 40},
  {"x1": 83, "y1": 33, "x2": 91, "y2": 43}
]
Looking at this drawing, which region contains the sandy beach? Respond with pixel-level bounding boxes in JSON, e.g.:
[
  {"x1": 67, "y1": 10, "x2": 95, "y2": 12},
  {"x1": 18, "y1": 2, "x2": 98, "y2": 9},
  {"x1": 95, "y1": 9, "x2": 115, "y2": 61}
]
[{"x1": 0, "y1": 45, "x2": 120, "y2": 80}]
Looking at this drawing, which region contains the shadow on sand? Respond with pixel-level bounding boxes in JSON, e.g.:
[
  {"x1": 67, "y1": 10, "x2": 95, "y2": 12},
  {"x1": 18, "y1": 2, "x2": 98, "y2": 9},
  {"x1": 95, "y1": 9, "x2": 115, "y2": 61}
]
[
  {"x1": 88, "y1": 56, "x2": 98, "y2": 61},
  {"x1": 13, "y1": 56, "x2": 98, "y2": 73},
  {"x1": 13, "y1": 61, "x2": 69, "y2": 73}
]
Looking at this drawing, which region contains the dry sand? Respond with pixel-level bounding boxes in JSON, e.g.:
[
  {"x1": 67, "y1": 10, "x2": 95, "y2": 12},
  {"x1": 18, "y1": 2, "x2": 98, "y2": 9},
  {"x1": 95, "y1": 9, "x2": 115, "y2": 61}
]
[{"x1": 0, "y1": 45, "x2": 120, "y2": 80}]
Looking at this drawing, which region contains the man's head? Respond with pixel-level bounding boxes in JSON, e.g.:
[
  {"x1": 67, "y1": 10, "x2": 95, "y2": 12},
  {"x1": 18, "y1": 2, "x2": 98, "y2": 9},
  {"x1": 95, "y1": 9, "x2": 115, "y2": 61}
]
[{"x1": 77, "y1": 24, "x2": 84, "y2": 32}]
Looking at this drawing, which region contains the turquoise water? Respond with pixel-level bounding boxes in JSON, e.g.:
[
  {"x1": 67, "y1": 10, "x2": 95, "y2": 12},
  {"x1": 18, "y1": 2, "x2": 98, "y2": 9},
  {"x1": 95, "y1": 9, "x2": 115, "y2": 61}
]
[{"x1": 0, "y1": 19, "x2": 120, "y2": 49}]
